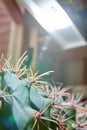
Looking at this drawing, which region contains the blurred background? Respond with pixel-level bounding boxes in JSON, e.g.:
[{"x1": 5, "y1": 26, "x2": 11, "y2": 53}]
[{"x1": 0, "y1": 0, "x2": 87, "y2": 97}]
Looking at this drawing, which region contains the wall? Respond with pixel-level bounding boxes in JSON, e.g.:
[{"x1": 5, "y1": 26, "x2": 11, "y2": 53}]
[{"x1": 58, "y1": 59, "x2": 84, "y2": 85}]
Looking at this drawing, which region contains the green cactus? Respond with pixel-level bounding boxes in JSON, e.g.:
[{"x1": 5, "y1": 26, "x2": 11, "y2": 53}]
[{"x1": 0, "y1": 52, "x2": 87, "y2": 130}]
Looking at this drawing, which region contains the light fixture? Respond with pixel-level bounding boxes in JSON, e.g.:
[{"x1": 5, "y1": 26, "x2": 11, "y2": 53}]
[
  {"x1": 20, "y1": 0, "x2": 86, "y2": 49},
  {"x1": 36, "y1": 0, "x2": 72, "y2": 31},
  {"x1": 20, "y1": 0, "x2": 72, "y2": 31}
]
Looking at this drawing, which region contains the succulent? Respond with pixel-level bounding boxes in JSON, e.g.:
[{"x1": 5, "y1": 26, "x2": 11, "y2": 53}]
[{"x1": 0, "y1": 52, "x2": 87, "y2": 130}]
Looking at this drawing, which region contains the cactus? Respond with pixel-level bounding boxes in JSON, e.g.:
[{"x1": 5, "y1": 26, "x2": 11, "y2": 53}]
[{"x1": 0, "y1": 52, "x2": 87, "y2": 130}]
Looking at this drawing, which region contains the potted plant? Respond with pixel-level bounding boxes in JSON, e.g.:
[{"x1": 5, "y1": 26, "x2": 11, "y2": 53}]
[{"x1": 0, "y1": 51, "x2": 87, "y2": 130}]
